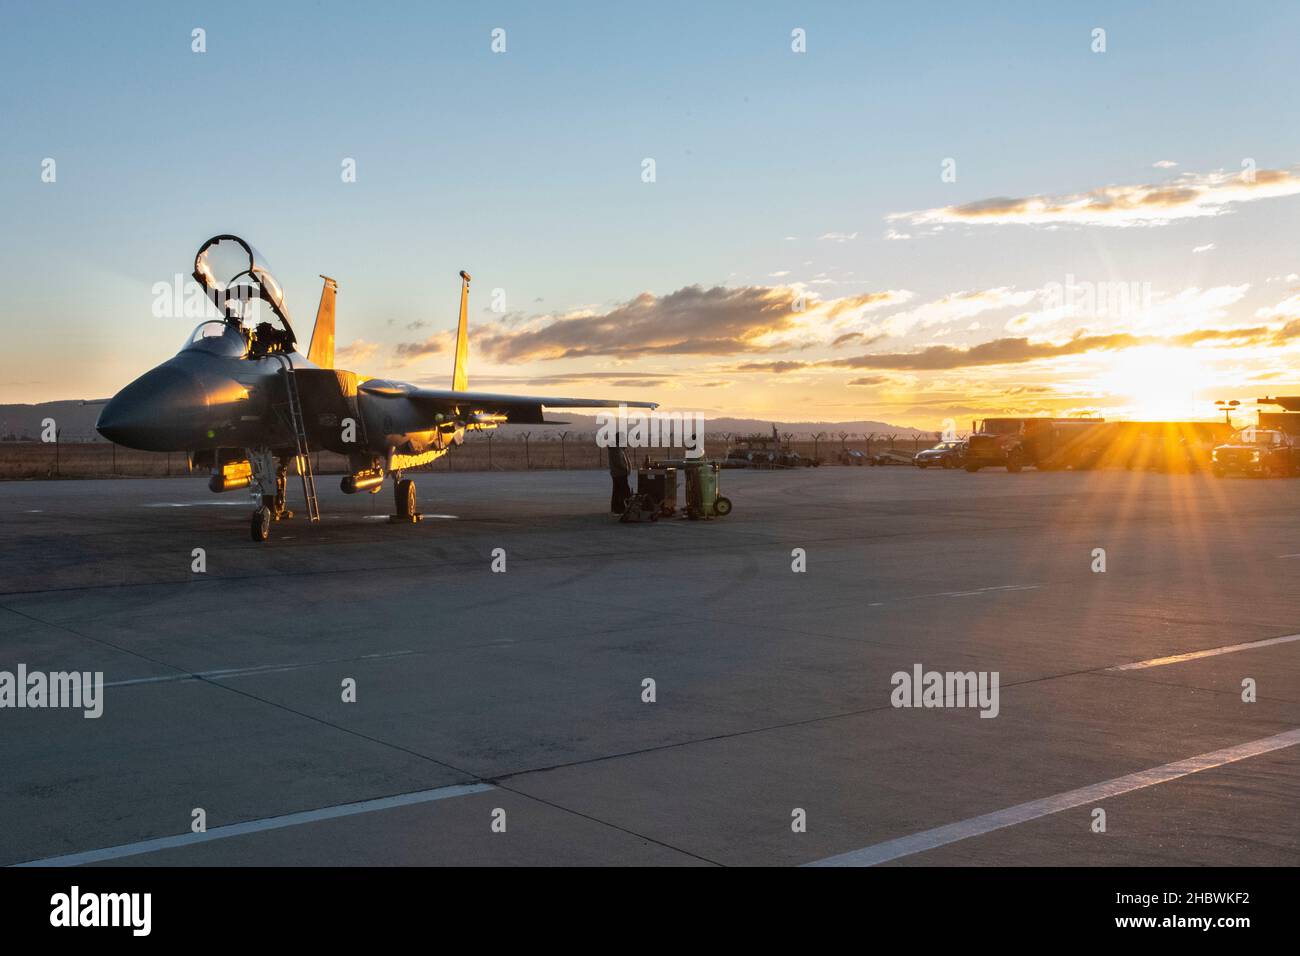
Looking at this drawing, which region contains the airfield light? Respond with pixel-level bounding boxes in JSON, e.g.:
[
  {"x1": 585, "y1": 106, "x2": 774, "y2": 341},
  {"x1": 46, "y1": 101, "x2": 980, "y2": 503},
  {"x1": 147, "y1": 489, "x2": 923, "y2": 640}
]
[{"x1": 1215, "y1": 399, "x2": 1241, "y2": 426}]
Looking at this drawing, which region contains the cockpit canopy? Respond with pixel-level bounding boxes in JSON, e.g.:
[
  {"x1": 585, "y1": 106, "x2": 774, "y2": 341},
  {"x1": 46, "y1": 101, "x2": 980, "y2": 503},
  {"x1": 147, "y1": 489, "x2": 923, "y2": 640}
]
[
  {"x1": 182, "y1": 319, "x2": 249, "y2": 356},
  {"x1": 193, "y1": 235, "x2": 296, "y2": 349}
]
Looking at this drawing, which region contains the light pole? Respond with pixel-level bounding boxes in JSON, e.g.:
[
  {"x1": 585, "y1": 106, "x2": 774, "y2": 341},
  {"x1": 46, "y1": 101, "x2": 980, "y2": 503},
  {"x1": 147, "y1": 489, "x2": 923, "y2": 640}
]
[{"x1": 1215, "y1": 399, "x2": 1241, "y2": 428}]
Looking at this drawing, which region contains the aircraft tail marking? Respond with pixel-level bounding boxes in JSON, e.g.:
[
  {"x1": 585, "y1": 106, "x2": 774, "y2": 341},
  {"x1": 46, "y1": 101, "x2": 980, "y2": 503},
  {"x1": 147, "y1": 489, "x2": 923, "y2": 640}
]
[
  {"x1": 452, "y1": 270, "x2": 471, "y2": 392},
  {"x1": 308, "y1": 275, "x2": 337, "y2": 369}
]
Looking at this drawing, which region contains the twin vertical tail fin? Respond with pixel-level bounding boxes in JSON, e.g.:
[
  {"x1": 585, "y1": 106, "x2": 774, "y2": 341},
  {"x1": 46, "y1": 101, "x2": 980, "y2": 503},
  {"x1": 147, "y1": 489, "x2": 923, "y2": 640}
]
[
  {"x1": 452, "y1": 270, "x2": 471, "y2": 392},
  {"x1": 307, "y1": 271, "x2": 466, "y2": 382},
  {"x1": 308, "y1": 275, "x2": 337, "y2": 369}
]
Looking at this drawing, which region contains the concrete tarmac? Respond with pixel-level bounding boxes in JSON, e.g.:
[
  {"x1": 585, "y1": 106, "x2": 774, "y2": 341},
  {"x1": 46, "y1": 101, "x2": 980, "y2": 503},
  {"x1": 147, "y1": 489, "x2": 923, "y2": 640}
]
[{"x1": 1, "y1": 465, "x2": 1297, "y2": 866}]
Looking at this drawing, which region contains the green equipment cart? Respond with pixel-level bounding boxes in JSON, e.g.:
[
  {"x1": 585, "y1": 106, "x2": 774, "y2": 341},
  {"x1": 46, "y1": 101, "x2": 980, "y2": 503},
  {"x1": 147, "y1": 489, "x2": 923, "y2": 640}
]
[{"x1": 681, "y1": 460, "x2": 732, "y2": 519}]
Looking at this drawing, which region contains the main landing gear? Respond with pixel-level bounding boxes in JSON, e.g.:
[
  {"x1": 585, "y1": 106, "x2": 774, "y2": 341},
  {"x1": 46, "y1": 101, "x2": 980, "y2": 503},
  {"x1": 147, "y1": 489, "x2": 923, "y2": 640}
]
[
  {"x1": 389, "y1": 477, "x2": 422, "y2": 523},
  {"x1": 249, "y1": 461, "x2": 425, "y2": 541}
]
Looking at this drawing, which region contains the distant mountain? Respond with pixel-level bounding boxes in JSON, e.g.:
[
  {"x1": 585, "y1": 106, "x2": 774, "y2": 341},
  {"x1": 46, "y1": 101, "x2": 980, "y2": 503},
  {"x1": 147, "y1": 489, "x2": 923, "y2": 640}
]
[
  {"x1": 669, "y1": 417, "x2": 931, "y2": 438},
  {"x1": 0, "y1": 401, "x2": 104, "y2": 441},
  {"x1": 488, "y1": 413, "x2": 930, "y2": 438},
  {"x1": 0, "y1": 401, "x2": 929, "y2": 443}
]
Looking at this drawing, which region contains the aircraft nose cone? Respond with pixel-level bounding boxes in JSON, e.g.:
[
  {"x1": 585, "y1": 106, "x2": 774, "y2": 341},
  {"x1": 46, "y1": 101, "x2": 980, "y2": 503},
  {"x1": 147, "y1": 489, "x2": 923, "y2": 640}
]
[{"x1": 97, "y1": 366, "x2": 206, "y2": 450}]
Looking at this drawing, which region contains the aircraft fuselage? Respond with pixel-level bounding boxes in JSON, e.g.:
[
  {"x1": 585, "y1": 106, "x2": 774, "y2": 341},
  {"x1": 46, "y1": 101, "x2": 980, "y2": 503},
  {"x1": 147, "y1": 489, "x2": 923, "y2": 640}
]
[{"x1": 97, "y1": 347, "x2": 299, "y2": 453}]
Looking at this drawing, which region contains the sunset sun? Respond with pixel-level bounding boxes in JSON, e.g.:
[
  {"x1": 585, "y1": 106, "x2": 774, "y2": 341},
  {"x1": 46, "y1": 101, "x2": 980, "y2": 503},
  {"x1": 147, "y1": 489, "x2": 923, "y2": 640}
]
[{"x1": 1093, "y1": 346, "x2": 1214, "y2": 420}]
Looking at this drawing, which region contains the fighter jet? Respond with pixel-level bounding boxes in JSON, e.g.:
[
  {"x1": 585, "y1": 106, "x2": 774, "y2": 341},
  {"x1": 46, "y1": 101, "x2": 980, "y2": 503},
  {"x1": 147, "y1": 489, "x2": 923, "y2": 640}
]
[{"x1": 97, "y1": 235, "x2": 657, "y2": 541}]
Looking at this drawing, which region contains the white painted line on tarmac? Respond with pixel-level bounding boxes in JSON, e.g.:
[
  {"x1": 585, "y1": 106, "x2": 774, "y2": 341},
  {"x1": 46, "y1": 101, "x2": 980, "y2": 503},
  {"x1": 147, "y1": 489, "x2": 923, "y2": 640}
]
[
  {"x1": 13, "y1": 782, "x2": 494, "y2": 867},
  {"x1": 143, "y1": 500, "x2": 249, "y2": 508},
  {"x1": 103, "y1": 650, "x2": 416, "y2": 688},
  {"x1": 361, "y1": 514, "x2": 459, "y2": 520},
  {"x1": 807, "y1": 727, "x2": 1300, "y2": 867},
  {"x1": 1106, "y1": 633, "x2": 1300, "y2": 671},
  {"x1": 940, "y1": 584, "x2": 1040, "y2": 598},
  {"x1": 864, "y1": 584, "x2": 1040, "y2": 608}
]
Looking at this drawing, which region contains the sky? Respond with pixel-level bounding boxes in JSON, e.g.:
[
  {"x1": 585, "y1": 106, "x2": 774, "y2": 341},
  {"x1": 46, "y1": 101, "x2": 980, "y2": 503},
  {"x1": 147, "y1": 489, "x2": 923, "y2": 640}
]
[{"x1": 3, "y1": 1, "x2": 1300, "y2": 429}]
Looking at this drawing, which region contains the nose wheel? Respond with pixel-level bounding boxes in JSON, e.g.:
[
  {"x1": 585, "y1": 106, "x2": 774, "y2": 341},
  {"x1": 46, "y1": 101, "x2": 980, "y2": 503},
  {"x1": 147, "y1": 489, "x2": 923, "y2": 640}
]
[{"x1": 251, "y1": 505, "x2": 272, "y2": 542}]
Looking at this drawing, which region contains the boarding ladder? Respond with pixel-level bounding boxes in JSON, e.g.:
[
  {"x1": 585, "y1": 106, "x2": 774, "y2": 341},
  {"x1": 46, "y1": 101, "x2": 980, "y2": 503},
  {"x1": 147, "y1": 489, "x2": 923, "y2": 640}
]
[{"x1": 274, "y1": 355, "x2": 321, "y2": 523}]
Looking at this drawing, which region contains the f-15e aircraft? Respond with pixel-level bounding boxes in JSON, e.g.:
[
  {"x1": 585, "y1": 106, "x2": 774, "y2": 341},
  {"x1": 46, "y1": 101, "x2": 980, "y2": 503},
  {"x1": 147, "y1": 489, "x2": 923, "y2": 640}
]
[{"x1": 96, "y1": 235, "x2": 657, "y2": 541}]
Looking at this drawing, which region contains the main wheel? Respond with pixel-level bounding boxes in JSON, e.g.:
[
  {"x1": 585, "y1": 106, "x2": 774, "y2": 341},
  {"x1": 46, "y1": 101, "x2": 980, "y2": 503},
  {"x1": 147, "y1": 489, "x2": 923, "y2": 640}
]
[
  {"x1": 395, "y1": 478, "x2": 416, "y2": 516},
  {"x1": 714, "y1": 496, "x2": 733, "y2": 516},
  {"x1": 965, "y1": 463, "x2": 981, "y2": 473},
  {"x1": 251, "y1": 507, "x2": 271, "y2": 542}
]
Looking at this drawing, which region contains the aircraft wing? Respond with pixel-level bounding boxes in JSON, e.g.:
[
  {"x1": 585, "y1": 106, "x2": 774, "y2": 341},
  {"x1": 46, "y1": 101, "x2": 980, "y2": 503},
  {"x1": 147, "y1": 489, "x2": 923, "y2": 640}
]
[{"x1": 359, "y1": 380, "x2": 657, "y2": 425}]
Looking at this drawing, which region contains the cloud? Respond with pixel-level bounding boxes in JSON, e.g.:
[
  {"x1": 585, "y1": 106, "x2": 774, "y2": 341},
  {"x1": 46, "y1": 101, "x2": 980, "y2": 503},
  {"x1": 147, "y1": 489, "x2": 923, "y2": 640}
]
[
  {"x1": 823, "y1": 321, "x2": 1295, "y2": 372},
  {"x1": 392, "y1": 335, "x2": 448, "y2": 364},
  {"x1": 847, "y1": 376, "x2": 891, "y2": 387},
  {"x1": 734, "y1": 359, "x2": 812, "y2": 373},
  {"x1": 464, "y1": 371, "x2": 669, "y2": 388},
  {"x1": 1254, "y1": 292, "x2": 1300, "y2": 321},
  {"x1": 823, "y1": 333, "x2": 1144, "y2": 370},
  {"x1": 1004, "y1": 283, "x2": 1249, "y2": 336},
  {"x1": 888, "y1": 167, "x2": 1300, "y2": 228},
  {"x1": 1153, "y1": 160, "x2": 1179, "y2": 169},
  {"x1": 475, "y1": 284, "x2": 909, "y2": 362},
  {"x1": 336, "y1": 339, "x2": 379, "y2": 365},
  {"x1": 818, "y1": 232, "x2": 859, "y2": 242},
  {"x1": 879, "y1": 287, "x2": 1038, "y2": 337},
  {"x1": 1192, "y1": 243, "x2": 1216, "y2": 253}
]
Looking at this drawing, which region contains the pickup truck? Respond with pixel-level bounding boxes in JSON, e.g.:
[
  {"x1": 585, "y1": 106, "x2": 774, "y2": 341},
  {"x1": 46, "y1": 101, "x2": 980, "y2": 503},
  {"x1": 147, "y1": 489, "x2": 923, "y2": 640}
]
[{"x1": 1211, "y1": 429, "x2": 1300, "y2": 477}]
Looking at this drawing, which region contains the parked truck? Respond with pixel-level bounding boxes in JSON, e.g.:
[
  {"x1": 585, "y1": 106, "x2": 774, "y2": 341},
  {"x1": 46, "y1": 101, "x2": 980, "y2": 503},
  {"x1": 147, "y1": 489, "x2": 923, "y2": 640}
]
[
  {"x1": 1211, "y1": 427, "x2": 1300, "y2": 477},
  {"x1": 963, "y1": 417, "x2": 1107, "y2": 473},
  {"x1": 1107, "y1": 421, "x2": 1234, "y2": 472}
]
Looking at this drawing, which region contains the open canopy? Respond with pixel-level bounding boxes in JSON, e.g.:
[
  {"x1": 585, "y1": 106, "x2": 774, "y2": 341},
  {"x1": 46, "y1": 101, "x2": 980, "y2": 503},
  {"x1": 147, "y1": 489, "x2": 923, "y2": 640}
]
[{"x1": 193, "y1": 235, "x2": 296, "y2": 345}]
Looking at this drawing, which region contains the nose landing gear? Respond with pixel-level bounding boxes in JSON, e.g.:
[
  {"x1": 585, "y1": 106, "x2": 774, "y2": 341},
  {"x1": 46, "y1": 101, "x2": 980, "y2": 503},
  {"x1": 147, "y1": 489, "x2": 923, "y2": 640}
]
[
  {"x1": 248, "y1": 455, "x2": 299, "y2": 542},
  {"x1": 272, "y1": 466, "x2": 294, "y2": 521},
  {"x1": 251, "y1": 505, "x2": 272, "y2": 542}
]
